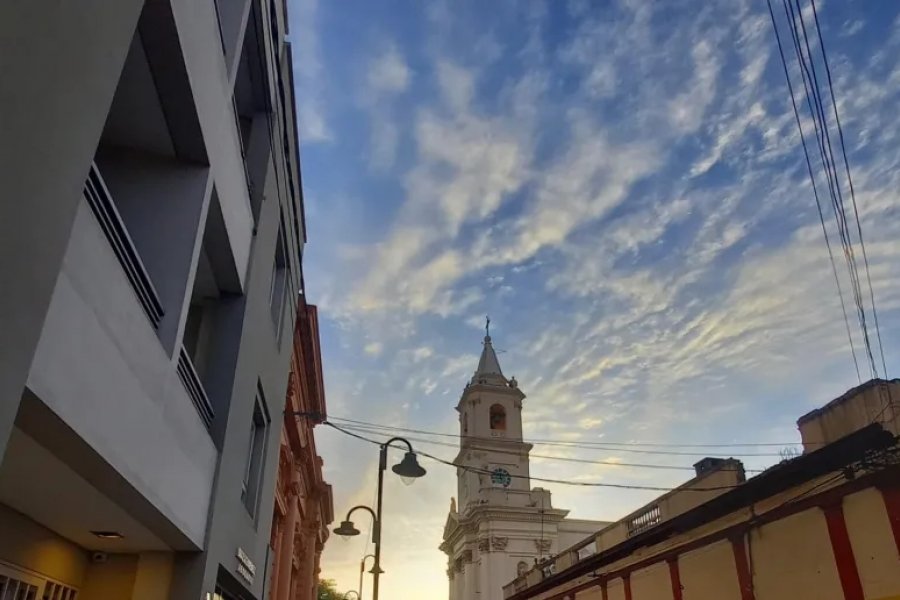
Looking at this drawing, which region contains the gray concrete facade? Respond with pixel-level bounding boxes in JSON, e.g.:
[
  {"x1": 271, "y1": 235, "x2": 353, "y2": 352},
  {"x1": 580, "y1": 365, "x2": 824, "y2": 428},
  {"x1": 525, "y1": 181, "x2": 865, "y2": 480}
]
[{"x1": 0, "y1": 0, "x2": 308, "y2": 598}]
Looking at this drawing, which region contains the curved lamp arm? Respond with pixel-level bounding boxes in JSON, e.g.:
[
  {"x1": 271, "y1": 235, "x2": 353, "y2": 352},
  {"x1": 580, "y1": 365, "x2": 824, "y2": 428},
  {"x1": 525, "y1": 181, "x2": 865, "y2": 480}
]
[{"x1": 346, "y1": 505, "x2": 377, "y2": 523}]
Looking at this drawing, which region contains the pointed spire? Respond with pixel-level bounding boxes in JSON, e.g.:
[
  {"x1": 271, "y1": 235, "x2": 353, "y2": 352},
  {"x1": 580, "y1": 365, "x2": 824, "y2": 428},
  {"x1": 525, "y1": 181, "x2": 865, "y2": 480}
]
[{"x1": 474, "y1": 317, "x2": 505, "y2": 382}]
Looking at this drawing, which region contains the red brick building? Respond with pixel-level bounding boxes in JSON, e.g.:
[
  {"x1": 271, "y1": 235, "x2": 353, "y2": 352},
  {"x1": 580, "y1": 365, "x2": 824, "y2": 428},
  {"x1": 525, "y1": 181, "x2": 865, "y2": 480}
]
[{"x1": 268, "y1": 302, "x2": 333, "y2": 600}]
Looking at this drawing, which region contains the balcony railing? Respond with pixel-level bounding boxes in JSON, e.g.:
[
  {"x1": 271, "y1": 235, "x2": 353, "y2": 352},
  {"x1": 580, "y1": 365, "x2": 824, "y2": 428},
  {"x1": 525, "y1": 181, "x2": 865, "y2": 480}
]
[
  {"x1": 177, "y1": 346, "x2": 215, "y2": 429},
  {"x1": 83, "y1": 163, "x2": 164, "y2": 328}
]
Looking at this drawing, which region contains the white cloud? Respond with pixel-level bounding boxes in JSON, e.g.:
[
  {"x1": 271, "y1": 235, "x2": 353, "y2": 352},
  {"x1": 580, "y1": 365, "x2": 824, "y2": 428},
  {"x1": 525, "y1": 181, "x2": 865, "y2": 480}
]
[
  {"x1": 364, "y1": 342, "x2": 384, "y2": 356},
  {"x1": 291, "y1": 0, "x2": 332, "y2": 142},
  {"x1": 368, "y1": 45, "x2": 411, "y2": 95}
]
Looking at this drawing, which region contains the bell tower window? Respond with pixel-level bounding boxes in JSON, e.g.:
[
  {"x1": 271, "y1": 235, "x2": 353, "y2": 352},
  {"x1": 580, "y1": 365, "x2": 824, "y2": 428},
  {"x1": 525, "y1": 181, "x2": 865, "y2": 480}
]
[{"x1": 489, "y1": 404, "x2": 506, "y2": 430}]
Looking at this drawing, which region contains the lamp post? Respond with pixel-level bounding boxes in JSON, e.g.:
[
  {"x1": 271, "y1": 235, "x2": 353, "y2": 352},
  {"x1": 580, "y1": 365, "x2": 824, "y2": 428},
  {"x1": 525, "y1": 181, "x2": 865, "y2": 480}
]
[
  {"x1": 360, "y1": 553, "x2": 376, "y2": 600},
  {"x1": 333, "y1": 437, "x2": 426, "y2": 600}
]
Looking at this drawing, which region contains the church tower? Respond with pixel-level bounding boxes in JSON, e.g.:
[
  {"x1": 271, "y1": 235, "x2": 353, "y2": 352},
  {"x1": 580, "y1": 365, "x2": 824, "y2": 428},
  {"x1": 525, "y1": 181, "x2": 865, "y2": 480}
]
[
  {"x1": 441, "y1": 321, "x2": 602, "y2": 600},
  {"x1": 455, "y1": 322, "x2": 532, "y2": 510}
]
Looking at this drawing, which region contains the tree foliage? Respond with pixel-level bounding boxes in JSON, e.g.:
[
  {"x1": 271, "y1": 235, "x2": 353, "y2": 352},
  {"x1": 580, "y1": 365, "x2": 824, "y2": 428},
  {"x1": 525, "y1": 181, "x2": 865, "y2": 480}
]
[{"x1": 317, "y1": 579, "x2": 344, "y2": 600}]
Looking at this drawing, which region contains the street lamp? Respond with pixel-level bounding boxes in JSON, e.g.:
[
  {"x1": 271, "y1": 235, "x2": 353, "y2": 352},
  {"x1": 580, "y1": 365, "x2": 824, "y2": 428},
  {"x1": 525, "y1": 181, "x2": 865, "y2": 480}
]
[
  {"x1": 343, "y1": 592, "x2": 360, "y2": 600},
  {"x1": 333, "y1": 437, "x2": 426, "y2": 600},
  {"x1": 360, "y1": 554, "x2": 376, "y2": 600}
]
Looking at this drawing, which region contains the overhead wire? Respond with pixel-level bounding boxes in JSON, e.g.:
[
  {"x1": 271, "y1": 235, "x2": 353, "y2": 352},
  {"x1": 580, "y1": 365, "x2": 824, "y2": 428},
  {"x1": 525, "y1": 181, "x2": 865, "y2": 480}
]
[
  {"x1": 809, "y1": 0, "x2": 888, "y2": 382},
  {"x1": 770, "y1": 0, "x2": 893, "y2": 416},
  {"x1": 335, "y1": 422, "x2": 763, "y2": 473},
  {"x1": 764, "y1": 0, "x2": 860, "y2": 383},
  {"x1": 327, "y1": 415, "x2": 809, "y2": 452},
  {"x1": 324, "y1": 422, "x2": 751, "y2": 493}
]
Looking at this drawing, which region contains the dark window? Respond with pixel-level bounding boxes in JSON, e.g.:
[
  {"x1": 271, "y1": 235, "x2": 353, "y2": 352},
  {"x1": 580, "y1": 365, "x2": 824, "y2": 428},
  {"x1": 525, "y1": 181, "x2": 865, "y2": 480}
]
[
  {"x1": 269, "y1": 225, "x2": 288, "y2": 333},
  {"x1": 242, "y1": 391, "x2": 270, "y2": 515},
  {"x1": 490, "y1": 404, "x2": 507, "y2": 431}
]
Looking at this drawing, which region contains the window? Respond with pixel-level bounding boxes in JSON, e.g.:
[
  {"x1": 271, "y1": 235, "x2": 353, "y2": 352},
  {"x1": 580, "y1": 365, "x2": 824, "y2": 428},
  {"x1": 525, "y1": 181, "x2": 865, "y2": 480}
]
[
  {"x1": 490, "y1": 404, "x2": 507, "y2": 430},
  {"x1": 269, "y1": 225, "x2": 288, "y2": 333},
  {"x1": 242, "y1": 391, "x2": 270, "y2": 515}
]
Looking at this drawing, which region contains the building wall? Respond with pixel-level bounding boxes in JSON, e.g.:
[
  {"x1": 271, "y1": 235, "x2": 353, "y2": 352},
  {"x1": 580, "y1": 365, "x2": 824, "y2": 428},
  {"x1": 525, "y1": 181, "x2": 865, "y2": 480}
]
[
  {"x1": 0, "y1": 0, "x2": 145, "y2": 461},
  {"x1": 678, "y1": 540, "x2": 739, "y2": 600},
  {"x1": 630, "y1": 562, "x2": 668, "y2": 599},
  {"x1": 505, "y1": 475, "x2": 900, "y2": 600},
  {"x1": 1, "y1": 0, "x2": 309, "y2": 598},
  {"x1": 27, "y1": 201, "x2": 218, "y2": 547},
  {"x1": 842, "y1": 488, "x2": 900, "y2": 598},
  {"x1": 0, "y1": 504, "x2": 87, "y2": 589},
  {"x1": 751, "y1": 508, "x2": 844, "y2": 600}
]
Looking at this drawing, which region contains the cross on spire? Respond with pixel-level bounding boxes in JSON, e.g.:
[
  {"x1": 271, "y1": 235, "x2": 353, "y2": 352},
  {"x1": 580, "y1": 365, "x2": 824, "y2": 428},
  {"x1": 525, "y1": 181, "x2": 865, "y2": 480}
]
[{"x1": 485, "y1": 315, "x2": 491, "y2": 338}]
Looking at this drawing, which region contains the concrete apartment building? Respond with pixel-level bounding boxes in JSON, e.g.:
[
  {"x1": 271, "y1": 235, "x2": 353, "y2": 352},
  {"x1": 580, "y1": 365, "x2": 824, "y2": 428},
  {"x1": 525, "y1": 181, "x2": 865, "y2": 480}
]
[
  {"x1": 0, "y1": 0, "x2": 310, "y2": 598},
  {"x1": 503, "y1": 380, "x2": 900, "y2": 600}
]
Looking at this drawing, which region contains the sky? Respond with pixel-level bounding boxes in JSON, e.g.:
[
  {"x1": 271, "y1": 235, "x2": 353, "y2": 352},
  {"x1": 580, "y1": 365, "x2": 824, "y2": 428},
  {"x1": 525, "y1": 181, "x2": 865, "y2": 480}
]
[{"x1": 286, "y1": 1, "x2": 900, "y2": 597}]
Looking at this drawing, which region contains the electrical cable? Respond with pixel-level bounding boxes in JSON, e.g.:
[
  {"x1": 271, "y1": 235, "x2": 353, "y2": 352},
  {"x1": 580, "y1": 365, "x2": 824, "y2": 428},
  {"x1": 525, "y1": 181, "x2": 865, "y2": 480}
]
[
  {"x1": 327, "y1": 415, "x2": 809, "y2": 452},
  {"x1": 764, "y1": 0, "x2": 861, "y2": 383},
  {"x1": 324, "y1": 422, "x2": 748, "y2": 493},
  {"x1": 336, "y1": 422, "x2": 762, "y2": 473}
]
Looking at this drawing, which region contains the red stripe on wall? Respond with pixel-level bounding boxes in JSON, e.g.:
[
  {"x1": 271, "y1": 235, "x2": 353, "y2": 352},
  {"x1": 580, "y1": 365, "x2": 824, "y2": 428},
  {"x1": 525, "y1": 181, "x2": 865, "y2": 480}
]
[
  {"x1": 880, "y1": 485, "x2": 900, "y2": 557},
  {"x1": 730, "y1": 536, "x2": 756, "y2": 600},
  {"x1": 668, "y1": 559, "x2": 683, "y2": 600},
  {"x1": 623, "y1": 574, "x2": 632, "y2": 600},
  {"x1": 823, "y1": 503, "x2": 865, "y2": 600}
]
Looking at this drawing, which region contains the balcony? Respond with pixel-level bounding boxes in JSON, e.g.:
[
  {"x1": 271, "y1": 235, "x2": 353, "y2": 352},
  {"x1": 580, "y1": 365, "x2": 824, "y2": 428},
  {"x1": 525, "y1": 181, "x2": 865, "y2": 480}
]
[
  {"x1": 177, "y1": 347, "x2": 215, "y2": 429},
  {"x1": 83, "y1": 163, "x2": 164, "y2": 328}
]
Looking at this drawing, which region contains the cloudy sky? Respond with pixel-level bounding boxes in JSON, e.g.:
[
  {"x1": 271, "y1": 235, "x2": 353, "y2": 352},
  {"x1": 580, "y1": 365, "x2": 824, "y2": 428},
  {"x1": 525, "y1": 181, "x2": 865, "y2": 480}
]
[{"x1": 287, "y1": 0, "x2": 900, "y2": 597}]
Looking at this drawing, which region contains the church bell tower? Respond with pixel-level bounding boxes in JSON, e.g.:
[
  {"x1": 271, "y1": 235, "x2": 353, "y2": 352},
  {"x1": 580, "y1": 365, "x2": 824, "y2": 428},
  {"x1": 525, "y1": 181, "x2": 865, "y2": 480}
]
[{"x1": 454, "y1": 319, "x2": 533, "y2": 511}]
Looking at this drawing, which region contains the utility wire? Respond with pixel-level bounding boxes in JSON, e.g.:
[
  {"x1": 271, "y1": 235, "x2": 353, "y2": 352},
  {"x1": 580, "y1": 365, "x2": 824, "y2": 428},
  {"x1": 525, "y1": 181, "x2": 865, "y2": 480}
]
[
  {"x1": 325, "y1": 422, "x2": 750, "y2": 493},
  {"x1": 327, "y1": 415, "x2": 809, "y2": 451},
  {"x1": 337, "y1": 422, "x2": 762, "y2": 473},
  {"x1": 765, "y1": 0, "x2": 860, "y2": 383},
  {"x1": 809, "y1": 0, "x2": 888, "y2": 382}
]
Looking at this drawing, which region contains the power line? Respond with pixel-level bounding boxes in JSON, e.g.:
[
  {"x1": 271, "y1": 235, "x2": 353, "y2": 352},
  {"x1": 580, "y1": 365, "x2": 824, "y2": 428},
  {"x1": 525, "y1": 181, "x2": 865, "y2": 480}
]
[
  {"x1": 765, "y1": 0, "x2": 860, "y2": 382},
  {"x1": 808, "y1": 0, "x2": 888, "y2": 383},
  {"x1": 327, "y1": 415, "x2": 806, "y2": 452},
  {"x1": 324, "y1": 422, "x2": 751, "y2": 493},
  {"x1": 337, "y1": 422, "x2": 762, "y2": 473}
]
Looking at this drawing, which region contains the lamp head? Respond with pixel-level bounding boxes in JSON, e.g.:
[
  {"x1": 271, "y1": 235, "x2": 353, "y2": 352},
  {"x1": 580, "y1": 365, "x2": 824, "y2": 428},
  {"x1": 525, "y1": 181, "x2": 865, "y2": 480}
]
[
  {"x1": 333, "y1": 520, "x2": 361, "y2": 541},
  {"x1": 392, "y1": 451, "x2": 426, "y2": 485}
]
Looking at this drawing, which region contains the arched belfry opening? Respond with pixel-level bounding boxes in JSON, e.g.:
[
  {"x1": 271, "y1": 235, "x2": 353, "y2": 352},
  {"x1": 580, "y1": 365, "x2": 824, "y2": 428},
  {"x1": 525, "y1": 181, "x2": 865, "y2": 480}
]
[{"x1": 490, "y1": 404, "x2": 507, "y2": 430}]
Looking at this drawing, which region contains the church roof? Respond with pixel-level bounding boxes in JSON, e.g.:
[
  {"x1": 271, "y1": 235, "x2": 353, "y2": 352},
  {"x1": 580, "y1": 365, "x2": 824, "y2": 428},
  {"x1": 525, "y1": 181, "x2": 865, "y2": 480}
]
[{"x1": 475, "y1": 334, "x2": 504, "y2": 378}]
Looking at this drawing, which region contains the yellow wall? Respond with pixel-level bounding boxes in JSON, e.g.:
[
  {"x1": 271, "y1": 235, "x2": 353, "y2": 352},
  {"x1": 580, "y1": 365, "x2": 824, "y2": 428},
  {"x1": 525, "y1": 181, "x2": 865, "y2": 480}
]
[
  {"x1": 0, "y1": 503, "x2": 87, "y2": 587},
  {"x1": 750, "y1": 507, "x2": 843, "y2": 600},
  {"x1": 606, "y1": 577, "x2": 626, "y2": 600},
  {"x1": 630, "y1": 561, "x2": 670, "y2": 599},
  {"x1": 132, "y1": 552, "x2": 174, "y2": 600},
  {"x1": 574, "y1": 587, "x2": 604, "y2": 600},
  {"x1": 79, "y1": 554, "x2": 138, "y2": 600},
  {"x1": 679, "y1": 539, "x2": 740, "y2": 600},
  {"x1": 843, "y1": 489, "x2": 900, "y2": 599}
]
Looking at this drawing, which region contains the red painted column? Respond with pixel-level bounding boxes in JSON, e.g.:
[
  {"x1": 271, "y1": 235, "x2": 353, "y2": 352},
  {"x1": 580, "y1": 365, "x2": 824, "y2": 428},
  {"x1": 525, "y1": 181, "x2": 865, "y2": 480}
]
[
  {"x1": 668, "y1": 558, "x2": 683, "y2": 600},
  {"x1": 623, "y1": 574, "x2": 632, "y2": 600},
  {"x1": 879, "y1": 485, "x2": 900, "y2": 557},
  {"x1": 600, "y1": 580, "x2": 608, "y2": 600},
  {"x1": 823, "y1": 503, "x2": 865, "y2": 600},
  {"x1": 730, "y1": 536, "x2": 756, "y2": 600}
]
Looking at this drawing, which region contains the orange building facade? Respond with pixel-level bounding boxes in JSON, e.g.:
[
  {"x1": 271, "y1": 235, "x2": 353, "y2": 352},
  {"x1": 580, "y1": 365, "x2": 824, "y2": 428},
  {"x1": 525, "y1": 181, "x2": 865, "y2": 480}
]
[{"x1": 268, "y1": 302, "x2": 333, "y2": 600}]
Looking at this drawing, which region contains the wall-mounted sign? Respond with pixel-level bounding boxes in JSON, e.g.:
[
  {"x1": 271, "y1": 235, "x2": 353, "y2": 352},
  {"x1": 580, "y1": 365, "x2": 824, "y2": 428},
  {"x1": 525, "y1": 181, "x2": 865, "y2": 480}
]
[{"x1": 236, "y1": 547, "x2": 256, "y2": 584}]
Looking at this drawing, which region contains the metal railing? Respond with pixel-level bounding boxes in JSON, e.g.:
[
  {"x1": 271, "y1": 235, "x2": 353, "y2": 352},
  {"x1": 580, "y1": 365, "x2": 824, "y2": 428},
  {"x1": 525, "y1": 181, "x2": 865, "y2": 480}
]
[
  {"x1": 83, "y1": 163, "x2": 164, "y2": 328},
  {"x1": 177, "y1": 346, "x2": 215, "y2": 428}
]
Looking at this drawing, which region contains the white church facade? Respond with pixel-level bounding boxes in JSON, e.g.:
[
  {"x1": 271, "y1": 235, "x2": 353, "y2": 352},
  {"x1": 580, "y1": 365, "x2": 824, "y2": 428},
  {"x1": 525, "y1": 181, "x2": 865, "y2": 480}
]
[{"x1": 440, "y1": 326, "x2": 608, "y2": 600}]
